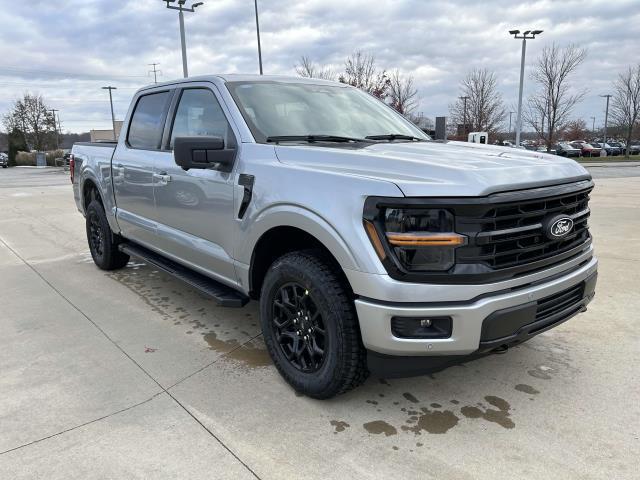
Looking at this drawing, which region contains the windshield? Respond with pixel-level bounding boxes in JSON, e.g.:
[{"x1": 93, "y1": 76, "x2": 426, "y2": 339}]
[{"x1": 226, "y1": 81, "x2": 430, "y2": 143}]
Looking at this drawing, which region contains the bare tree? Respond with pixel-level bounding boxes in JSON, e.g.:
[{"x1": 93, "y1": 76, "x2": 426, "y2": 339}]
[
  {"x1": 339, "y1": 51, "x2": 390, "y2": 99},
  {"x1": 524, "y1": 44, "x2": 587, "y2": 151},
  {"x1": 388, "y1": 70, "x2": 418, "y2": 116},
  {"x1": 294, "y1": 56, "x2": 336, "y2": 81},
  {"x1": 3, "y1": 93, "x2": 56, "y2": 151},
  {"x1": 611, "y1": 64, "x2": 640, "y2": 158},
  {"x1": 449, "y1": 68, "x2": 506, "y2": 135},
  {"x1": 563, "y1": 119, "x2": 589, "y2": 141}
]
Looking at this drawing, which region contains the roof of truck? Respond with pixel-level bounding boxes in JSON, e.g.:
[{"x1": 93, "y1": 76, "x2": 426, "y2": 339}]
[{"x1": 138, "y1": 74, "x2": 343, "y2": 93}]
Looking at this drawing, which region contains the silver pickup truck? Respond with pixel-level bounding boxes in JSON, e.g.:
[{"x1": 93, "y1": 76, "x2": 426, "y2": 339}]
[{"x1": 71, "y1": 75, "x2": 597, "y2": 398}]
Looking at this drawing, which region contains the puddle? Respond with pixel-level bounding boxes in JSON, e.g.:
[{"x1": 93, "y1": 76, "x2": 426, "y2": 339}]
[
  {"x1": 460, "y1": 395, "x2": 515, "y2": 429},
  {"x1": 515, "y1": 384, "x2": 540, "y2": 395},
  {"x1": 330, "y1": 420, "x2": 350, "y2": 433},
  {"x1": 401, "y1": 408, "x2": 459, "y2": 435},
  {"x1": 403, "y1": 392, "x2": 419, "y2": 404},
  {"x1": 363, "y1": 420, "x2": 397, "y2": 436}
]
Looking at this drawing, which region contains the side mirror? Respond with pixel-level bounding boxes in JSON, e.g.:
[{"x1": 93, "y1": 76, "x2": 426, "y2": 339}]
[{"x1": 174, "y1": 136, "x2": 236, "y2": 171}]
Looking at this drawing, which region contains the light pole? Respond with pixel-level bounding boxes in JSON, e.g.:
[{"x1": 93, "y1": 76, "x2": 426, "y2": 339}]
[
  {"x1": 254, "y1": 0, "x2": 263, "y2": 75},
  {"x1": 600, "y1": 94, "x2": 612, "y2": 146},
  {"x1": 162, "y1": 1, "x2": 204, "y2": 78},
  {"x1": 102, "y1": 86, "x2": 117, "y2": 141},
  {"x1": 148, "y1": 63, "x2": 162, "y2": 84},
  {"x1": 49, "y1": 109, "x2": 59, "y2": 149},
  {"x1": 590, "y1": 116, "x2": 596, "y2": 136},
  {"x1": 509, "y1": 29, "x2": 543, "y2": 148},
  {"x1": 459, "y1": 96, "x2": 469, "y2": 140},
  {"x1": 509, "y1": 111, "x2": 515, "y2": 138}
]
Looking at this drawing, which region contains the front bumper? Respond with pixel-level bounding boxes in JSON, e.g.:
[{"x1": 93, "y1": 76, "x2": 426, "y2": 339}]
[{"x1": 354, "y1": 255, "x2": 597, "y2": 359}]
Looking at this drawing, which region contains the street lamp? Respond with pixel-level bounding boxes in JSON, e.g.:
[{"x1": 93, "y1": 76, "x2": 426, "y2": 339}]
[
  {"x1": 600, "y1": 94, "x2": 612, "y2": 147},
  {"x1": 509, "y1": 29, "x2": 543, "y2": 149},
  {"x1": 162, "y1": 0, "x2": 204, "y2": 78},
  {"x1": 459, "y1": 96, "x2": 469, "y2": 140},
  {"x1": 102, "y1": 86, "x2": 117, "y2": 141}
]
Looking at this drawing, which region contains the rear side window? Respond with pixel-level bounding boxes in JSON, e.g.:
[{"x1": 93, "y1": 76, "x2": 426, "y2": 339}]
[{"x1": 127, "y1": 91, "x2": 171, "y2": 149}]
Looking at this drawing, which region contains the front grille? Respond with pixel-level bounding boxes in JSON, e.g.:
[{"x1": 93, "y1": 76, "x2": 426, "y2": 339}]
[
  {"x1": 535, "y1": 283, "x2": 584, "y2": 322},
  {"x1": 456, "y1": 183, "x2": 592, "y2": 274}
]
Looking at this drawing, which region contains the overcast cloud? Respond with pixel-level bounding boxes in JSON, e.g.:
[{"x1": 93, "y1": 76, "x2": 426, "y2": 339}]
[{"x1": 0, "y1": 0, "x2": 638, "y2": 132}]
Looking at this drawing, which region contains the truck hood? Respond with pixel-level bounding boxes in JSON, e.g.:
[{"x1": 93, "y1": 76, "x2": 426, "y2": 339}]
[{"x1": 274, "y1": 140, "x2": 591, "y2": 197}]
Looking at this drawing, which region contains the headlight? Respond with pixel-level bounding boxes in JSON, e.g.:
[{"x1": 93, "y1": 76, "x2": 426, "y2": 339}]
[{"x1": 364, "y1": 207, "x2": 466, "y2": 272}]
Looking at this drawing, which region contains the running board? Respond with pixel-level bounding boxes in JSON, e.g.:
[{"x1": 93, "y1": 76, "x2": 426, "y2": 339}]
[{"x1": 119, "y1": 243, "x2": 249, "y2": 308}]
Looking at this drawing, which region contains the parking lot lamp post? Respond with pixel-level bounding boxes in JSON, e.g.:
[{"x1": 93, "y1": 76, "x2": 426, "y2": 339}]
[
  {"x1": 102, "y1": 86, "x2": 117, "y2": 141},
  {"x1": 590, "y1": 116, "x2": 596, "y2": 135},
  {"x1": 162, "y1": 1, "x2": 204, "y2": 78},
  {"x1": 459, "y1": 96, "x2": 469, "y2": 140},
  {"x1": 509, "y1": 29, "x2": 543, "y2": 148},
  {"x1": 49, "y1": 109, "x2": 59, "y2": 149},
  {"x1": 600, "y1": 94, "x2": 612, "y2": 145}
]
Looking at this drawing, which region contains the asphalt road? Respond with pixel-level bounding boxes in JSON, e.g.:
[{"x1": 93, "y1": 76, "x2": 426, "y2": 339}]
[{"x1": 0, "y1": 167, "x2": 638, "y2": 479}]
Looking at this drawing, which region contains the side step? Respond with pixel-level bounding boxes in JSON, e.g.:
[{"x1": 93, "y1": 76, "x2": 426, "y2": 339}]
[{"x1": 119, "y1": 242, "x2": 249, "y2": 308}]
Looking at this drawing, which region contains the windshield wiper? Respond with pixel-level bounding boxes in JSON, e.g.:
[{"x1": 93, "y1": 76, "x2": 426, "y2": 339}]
[
  {"x1": 266, "y1": 135, "x2": 370, "y2": 144},
  {"x1": 365, "y1": 134, "x2": 425, "y2": 142}
]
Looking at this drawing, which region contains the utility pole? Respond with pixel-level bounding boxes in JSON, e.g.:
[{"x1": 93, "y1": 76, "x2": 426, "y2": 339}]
[
  {"x1": 459, "y1": 96, "x2": 469, "y2": 140},
  {"x1": 254, "y1": 0, "x2": 263, "y2": 75},
  {"x1": 49, "y1": 109, "x2": 59, "y2": 149},
  {"x1": 590, "y1": 116, "x2": 596, "y2": 135},
  {"x1": 148, "y1": 63, "x2": 162, "y2": 84},
  {"x1": 509, "y1": 29, "x2": 543, "y2": 148},
  {"x1": 509, "y1": 111, "x2": 515, "y2": 139},
  {"x1": 162, "y1": 1, "x2": 204, "y2": 78},
  {"x1": 102, "y1": 86, "x2": 118, "y2": 141},
  {"x1": 600, "y1": 94, "x2": 612, "y2": 147}
]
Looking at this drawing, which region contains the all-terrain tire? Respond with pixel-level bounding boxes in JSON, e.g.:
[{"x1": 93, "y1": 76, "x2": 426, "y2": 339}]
[
  {"x1": 260, "y1": 250, "x2": 368, "y2": 399},
  {"x1": 86, "y1": 199, "x2": 130, "y2": 270}
]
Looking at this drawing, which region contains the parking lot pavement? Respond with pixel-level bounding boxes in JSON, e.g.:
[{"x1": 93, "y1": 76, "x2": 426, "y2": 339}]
[{"x1": 1, "y1": 167, "x2": 639, "y2": 479}]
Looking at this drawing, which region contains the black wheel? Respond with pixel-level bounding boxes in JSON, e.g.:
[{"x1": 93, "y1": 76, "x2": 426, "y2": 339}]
[
  {"x1": 260, "y1": 250, "x2": 368, "y2": 399},
  {"x1": 86, "y1": 199, "x2": 130, "y2": 270}
]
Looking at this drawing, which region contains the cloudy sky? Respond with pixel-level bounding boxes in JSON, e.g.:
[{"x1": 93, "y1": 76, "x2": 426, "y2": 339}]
[{"x1": 1, "y1": 0, "x2": 638, "y2": 133}]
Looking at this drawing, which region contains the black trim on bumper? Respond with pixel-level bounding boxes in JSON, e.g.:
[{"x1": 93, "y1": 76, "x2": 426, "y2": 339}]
[{"x1": 366, "y1": 272, "x2": 597, "y2": 379}]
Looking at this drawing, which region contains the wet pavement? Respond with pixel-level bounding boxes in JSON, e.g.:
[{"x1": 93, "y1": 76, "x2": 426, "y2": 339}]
[{"x1": 0, "y1": 167, "x2": 638, "y2": 479}]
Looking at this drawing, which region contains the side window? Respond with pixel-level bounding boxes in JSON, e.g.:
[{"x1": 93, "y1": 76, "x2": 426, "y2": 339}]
[
  {"x1": 127, "y1": 91, "x2": 171, "y2": 149},
  {"x1": 170, "y1": 89, "x2": 232, "y2": 148}
]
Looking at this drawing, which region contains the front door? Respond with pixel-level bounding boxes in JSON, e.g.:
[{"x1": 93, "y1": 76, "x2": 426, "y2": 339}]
[
  {"x1": 153, "y1": 86, "x2": 238, "y2": 285},
  {"x1": 113, "y1": 90, "x2": 173, "y2": 246}
]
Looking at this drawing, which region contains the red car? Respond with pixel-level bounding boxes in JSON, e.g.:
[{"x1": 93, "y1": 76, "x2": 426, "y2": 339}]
[{"x1": 571, "y1": 142, "x2": 600, "y2": 157}]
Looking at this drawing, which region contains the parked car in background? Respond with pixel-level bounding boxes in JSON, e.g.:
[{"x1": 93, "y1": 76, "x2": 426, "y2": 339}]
[
  {"x1": 0, "y1": 152, "x2": 8, "y2": 168},
  {"x1": 597, "y1": 142, "x2": 622, "y2": 156},
  {"x1": 607, "y1": 141, "x2": 626, "y2": 155},
  {"x1": 573, "y1": 142, "x2": 601, "y2": 157},
  {"x1": 536, "y1": 145, "x2": 556, "y2": 155},
  {"x1": 555, "y1": 143, "x2": 581, "y2": 157},
  {"x1": 627, "y1": 141, "x2": 640, "y2": 155}
]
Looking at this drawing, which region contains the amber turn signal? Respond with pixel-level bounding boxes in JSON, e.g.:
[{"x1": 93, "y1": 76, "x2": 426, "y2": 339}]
[
  {"x1": 386, "y1": 232, "x2": 466, "y2": 247},
  {"x1": 363, "y1": 220, "x2": 387, "y2": 260}
]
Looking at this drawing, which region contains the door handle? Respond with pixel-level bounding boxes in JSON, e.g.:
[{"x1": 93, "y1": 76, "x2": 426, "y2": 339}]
[{"x1": 153, "y1": 172, "x2": 172, "y2": 185}]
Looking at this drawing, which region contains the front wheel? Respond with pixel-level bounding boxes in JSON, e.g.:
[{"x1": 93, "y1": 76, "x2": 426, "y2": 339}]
[{"x1": 260, "y1": 250, "x2": 368, "y2": 399}]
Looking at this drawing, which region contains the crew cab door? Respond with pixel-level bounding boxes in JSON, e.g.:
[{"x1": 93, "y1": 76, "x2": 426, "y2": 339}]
[
  {"x1": 153, "y1": 85, "x2": 239, "y2": 285},
  {"x1": 113, "y1": 89, "x2": 173, "y2": 246}
]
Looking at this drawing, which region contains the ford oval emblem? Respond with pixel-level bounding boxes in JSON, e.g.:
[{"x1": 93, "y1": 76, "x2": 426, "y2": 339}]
[{"x1": 547, "y1": 217, "x2": 574, "y2": 239}]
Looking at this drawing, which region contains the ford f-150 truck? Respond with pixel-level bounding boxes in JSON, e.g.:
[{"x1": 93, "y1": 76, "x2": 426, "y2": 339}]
[{"x1": 71, "y1": 75, "x2": 597, "y2": 398}]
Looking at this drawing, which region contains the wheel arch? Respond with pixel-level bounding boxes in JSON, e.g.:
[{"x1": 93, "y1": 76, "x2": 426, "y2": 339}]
[{"x1": 247, "y1": 222, "x2": 356, "y2": 301}]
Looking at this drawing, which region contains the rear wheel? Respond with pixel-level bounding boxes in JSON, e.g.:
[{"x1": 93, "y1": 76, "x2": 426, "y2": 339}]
[
  {"x1": 86, "y1": 199, "x2": 130, "y2": 270},
  {"x1": 260, "y1": 250, "x2": 368, "y2": 399}
]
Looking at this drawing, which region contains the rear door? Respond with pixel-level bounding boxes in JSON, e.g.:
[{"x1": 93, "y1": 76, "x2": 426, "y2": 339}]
[
  {"x1": 113, "y1": 89, "x2": 173, "y2": 246},
  {"x1": 152, "y1": 84, "x2": 239, "y2": 285}
]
